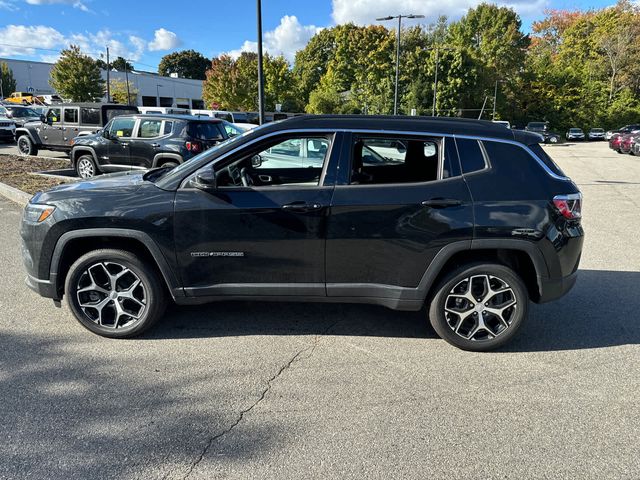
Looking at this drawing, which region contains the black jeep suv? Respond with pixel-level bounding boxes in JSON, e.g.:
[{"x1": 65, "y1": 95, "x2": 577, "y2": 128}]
[
  {"x1": 15, "y1": 103, "x2": 138, "y2": 156},
  {"x1": 70, "y1": 114, "x2": 230, "y2": 179},
  {"x1": 21, "y1": 116, "x2": 583, "y2": 351}
]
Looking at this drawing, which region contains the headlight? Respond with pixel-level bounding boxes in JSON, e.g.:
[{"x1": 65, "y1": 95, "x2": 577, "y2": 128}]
[{"x1": 24, "y1": 204, "x2": 56, "y2": 223}]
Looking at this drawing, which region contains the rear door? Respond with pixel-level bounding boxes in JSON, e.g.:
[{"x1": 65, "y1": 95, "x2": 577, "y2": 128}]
[{"x1": 326, "y1": 133, "x2": 473, "y2": 299}]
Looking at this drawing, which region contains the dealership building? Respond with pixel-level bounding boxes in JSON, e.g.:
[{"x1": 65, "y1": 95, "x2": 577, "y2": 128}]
[{"x1": 0, "y1": 57, "x2": 205, "y2": 109}]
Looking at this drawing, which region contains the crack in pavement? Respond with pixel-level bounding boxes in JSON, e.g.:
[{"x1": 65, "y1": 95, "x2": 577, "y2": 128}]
[{"x1": 181, "y1": 321, "x2": 337, "y2": 479}]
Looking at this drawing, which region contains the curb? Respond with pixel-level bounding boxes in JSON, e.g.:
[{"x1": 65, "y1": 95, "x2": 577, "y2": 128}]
[{"x1": 0, "y1": 181, "x2": 31, "y2": 207}]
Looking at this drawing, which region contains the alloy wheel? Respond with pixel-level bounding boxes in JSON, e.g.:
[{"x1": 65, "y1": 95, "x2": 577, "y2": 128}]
[
  {"x1": 444, "y1": 274, "x2": 517, "y2": 342},
  {"x1": 77, "y1": 158, "x2": 94, "y2": 178},
  {"x1": 75, "y1": 261, "x2": 147, "y2": 329},
  {"x1": 18, "y1": 137, "x2": 30, "y2": 155}
]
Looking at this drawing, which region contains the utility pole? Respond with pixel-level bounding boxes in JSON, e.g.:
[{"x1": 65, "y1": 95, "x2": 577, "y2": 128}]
[
  {"x1": 124, "y1": 62, "x2": 131, "y2": 106},
  {"x1": 257, "y1": 0, "x2": 265, "y2": 125},
  {"x1": 377, "y1": 14, "x2": 425, "y2": 115},
  {"x1": 492, "y1": 79, "x2": 499, "y2": 120},
  {"x1": 106, "y1": 47, "x2": 110, "y2": 103},
  {"x1": 432, "y1": 47, "x2": 439, "y2": 117}
]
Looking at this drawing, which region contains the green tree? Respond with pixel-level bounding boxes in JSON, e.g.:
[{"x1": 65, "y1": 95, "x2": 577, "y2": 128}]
[
  {"x1": 108, "y1": 78, "x2": 138, "y2": 105},
  {"x1": 0, "y1": 62, "x2": 17, "y2": 98},
  {"x1": 50, "y1": 45, "x2": 105, "y2": 102},
  {"x1": 96, "y1": 56, "x2": 133, "y2": 71},
  {"x1": 293, "y1": 28, "x2": 337, "y2": 102},
  {"x1": 158, "y1": 50, "x2": 210, "y2": 80}
]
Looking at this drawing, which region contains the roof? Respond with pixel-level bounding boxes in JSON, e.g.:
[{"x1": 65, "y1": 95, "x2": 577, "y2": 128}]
[
  {"x1": 262, "y1": 115, "x2": 537, "y2": 142},
  {"x1": 123, "y1": 113, "x2": 224, "y2": 122}
]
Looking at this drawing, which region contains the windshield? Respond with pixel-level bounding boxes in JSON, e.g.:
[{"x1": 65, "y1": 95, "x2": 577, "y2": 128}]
[
  {"x1": 7, "y1": 107, "x2": 40, "y2": 118},
  {"x1": 569, "y1": 128, "x2": 582, "y2": 133},
  {"x1": 591, "y1": 128, "x2": 604, "y2": 132}
]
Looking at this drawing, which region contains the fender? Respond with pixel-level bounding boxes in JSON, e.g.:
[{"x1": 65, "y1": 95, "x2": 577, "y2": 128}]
[
  {"x1": 152, "y1": 153, "x2": 183, "y2": 168},
  {"x1": 71, "y1": 146, "x2": 99, "y2": 166},
  {"x1": 49, "y1": 228, "x2": 183, "y2": 300},
  {"x1": 15, "y1": 127, "x2": 40, "y2": 145}
]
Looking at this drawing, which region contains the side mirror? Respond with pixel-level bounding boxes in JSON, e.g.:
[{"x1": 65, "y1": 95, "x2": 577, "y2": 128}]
[
  {"x1": 40, "y1": 115, "x2": 46, "y2": 123},
  {"x1": 251, "y1": 154, "x2": 262, "y2": 168},
  {"x1": 193, "y1": 168, "x2": 217, "y2": 191}
]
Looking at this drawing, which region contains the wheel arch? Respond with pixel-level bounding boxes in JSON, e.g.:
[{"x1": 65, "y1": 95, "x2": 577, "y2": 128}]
[
  {"x1": 15, "y1": 127, "x2": 40, "y2": 144},
  {"x1": 419, "y1": 239, "x2": 549, "y2": 303},
  {"x1": 71, "y1": 147, "x2": 98, "y2": 167},
  {"x1": 50, "y1": 229, "x2": 182, "y2": 301},
  {"x1": 152, "y1": 153, "x2": 183, "y2": 168}
]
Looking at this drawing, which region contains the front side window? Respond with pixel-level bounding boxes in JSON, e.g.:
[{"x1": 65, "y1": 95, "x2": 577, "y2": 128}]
[
  {"x1": 47, "y1": 108, "x2": 61, "y2": 123},
  {"x1": 350, "y1": 137, "x2": 440, "y2": 185},
  {"x1": 81, "y1": 107, "x2": 100, "y2": 126},
  {"x1": 108, "y1": 117, "x2": 135, "y2": 138},
  {"x1": 214, "y1": 135, "x2": 332, "y2": 188},
  {"x1": 63, "y1": 108, "x2": 78, "y2": 124},
  {"x1": 138, "y1": 119, "x2": 163, "y2": 138}
]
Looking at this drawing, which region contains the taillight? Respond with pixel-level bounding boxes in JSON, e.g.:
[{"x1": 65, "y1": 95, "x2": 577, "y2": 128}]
[
  {"x1": 553, "y1": 193, "x2": 582, "y2": 220},
  {"x1": 186, "y1": 141, "x2": 202, "y2": 153}
]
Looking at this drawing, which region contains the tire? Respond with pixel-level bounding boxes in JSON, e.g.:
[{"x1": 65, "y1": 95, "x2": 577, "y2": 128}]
[
  {"x1": 65, "y1": 249, "x2": 167, "y2": 338},
  {"x1": 428, "y1": 262, "x2": 529, "y2": 352},
  {"x1": 75, "y1": 154, "x2": 99, "y2": 179},
  {"x1": 17, "y1": 135, "x2": 38, "y2": 156}
]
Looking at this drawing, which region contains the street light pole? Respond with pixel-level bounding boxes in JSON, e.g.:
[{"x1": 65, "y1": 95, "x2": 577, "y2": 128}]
[
  {"x1": 492, "y1": 79, "x2": 499, "y2": 120},
  {"x1": 257, "y1": 0, "x2": 265, "y2": 125},
  {"x1": 377, "y1": 14, "x2": 425, "y2": 115},
  {"x1": 432, "y1": 47, "x2": 439, "y2": 117},
  {"x1": 106, "y1": 47, "x2": 110, "y2": 103}
]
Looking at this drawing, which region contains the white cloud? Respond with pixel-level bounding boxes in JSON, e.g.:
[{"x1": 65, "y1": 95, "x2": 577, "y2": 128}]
[
  {"x1": 25, "y1": 0, "x2": 90, "y2": 12},
  {"x1": 0, "y1": 1, "x2": 19, "y2": 11},
  {"x1": 331, "y1": 0, "x2": 548, "y2": 25},
  {"x1": 0, "y1": 25, "x2": 66, "y2": 57},
  {"x1": 227, "y1": 15, "x2": 322, "y2": 63},
  {"x1": 148, "y1": 28, "x2": 181, "y2": 51}
]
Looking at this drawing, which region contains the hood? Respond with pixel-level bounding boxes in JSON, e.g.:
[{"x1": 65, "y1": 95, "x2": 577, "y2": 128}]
[{"x1": 32, "y1": 170, "x2": 147, "y2": 204}]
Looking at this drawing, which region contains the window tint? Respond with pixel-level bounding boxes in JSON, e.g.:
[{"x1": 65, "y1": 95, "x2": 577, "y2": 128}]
[
  {"x1": 47, "y1": 108, "x2": 61, "y2": 123},
  {"x1": 108, "y1": 117, "x2": 135, "y2": 138},
  {"x1": 456, "y1": 138, "x2": 486, "y2": 174},
  {"x1": 80, "y1": 107, "x2": 100, "y2": 126},
  {"x1": 527, "y1": 143, "x2": 566, "y2": 177},
  {"x1": 63, "y1": 108, "x2": 78, "y2": 124},
  {"x1": 163, "y1": 121, "x2": 173, "y2": 135},
  {"x1": 258, "y1": 138, "x2": 329, "y2": 169},
  {"x1": 223, "y1": 122, "x2": 243, "y2": 137},
  {"x1": 138, "y1": 119, "x2": 162, "y2": 138},
  {"x1": 350, "y1": 137, "x2": 439, "y2": 185}
]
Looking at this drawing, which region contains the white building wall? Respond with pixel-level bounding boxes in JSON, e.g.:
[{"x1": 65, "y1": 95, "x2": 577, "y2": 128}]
[{"x1": 0, "y1": 57, "x2": 204, "y2": 108}]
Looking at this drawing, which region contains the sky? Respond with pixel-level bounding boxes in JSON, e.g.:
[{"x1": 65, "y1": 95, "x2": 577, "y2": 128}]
[{"x1": 0, "y1": 0, "x2": 619, "y2": 71}]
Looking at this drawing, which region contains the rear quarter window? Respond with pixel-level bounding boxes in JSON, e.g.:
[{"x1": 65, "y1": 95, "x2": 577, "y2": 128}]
[
  {"x1": 455, "y1": 138, "x2": 487, "y2": 174},
  {"x1": 527, "y1": 143, "x2": 566, "y2": 177}
]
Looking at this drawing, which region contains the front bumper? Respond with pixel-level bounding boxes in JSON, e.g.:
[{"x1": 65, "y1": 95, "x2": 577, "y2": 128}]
[
  {"x1": 25, "y1": 273, "x2": 59, "y2": 300},
  {"x1": 0, "y1": 129, "x2": 15, "y2": 140}
]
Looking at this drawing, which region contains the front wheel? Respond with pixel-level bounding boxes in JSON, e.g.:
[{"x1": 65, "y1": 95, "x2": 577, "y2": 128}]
[
  {"x1": 65, "y1": 249, "x2": 167, "y2": 338},
  {"x1": 428, "y1": 263, "x2": 529, "y2": 351},
  {"x1": 75, "y1": 155, "x2": 99, "y2": 179},
  {"x1": 17, "y1": 135, "x2": 38, "y2": 156}
]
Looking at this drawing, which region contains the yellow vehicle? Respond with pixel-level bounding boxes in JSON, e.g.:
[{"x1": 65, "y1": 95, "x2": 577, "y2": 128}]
[{"x1": 6, "y1": 92, "x2": 45, "y2": 105}]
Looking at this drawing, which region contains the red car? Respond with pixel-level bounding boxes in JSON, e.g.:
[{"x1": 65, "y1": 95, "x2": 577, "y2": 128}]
[
  {"x1": 616, "y1": 131, "x2": 640, "y2": 154},
  {"x1": 609, "y1": 133, "x2": 623, "y2": 152}
]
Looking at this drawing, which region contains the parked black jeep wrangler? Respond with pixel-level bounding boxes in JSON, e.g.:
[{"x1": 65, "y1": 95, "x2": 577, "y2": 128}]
[
  {"x1": 14, "y1": 103, "x2": 138, "y2": 156},
  {"x1": 21, "y1": 115, "x2": 583, "y2": 351},
  {"x1": 70, "y1": 114, "x2": 230, "y2": 179}
]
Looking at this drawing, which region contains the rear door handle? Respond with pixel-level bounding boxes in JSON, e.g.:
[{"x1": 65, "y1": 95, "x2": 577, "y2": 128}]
[
  {"x1": 150, "y1": 143, "x2": 160, "y2": 148},
  {"x1": 282, "y1": 202, "x2": 323, "y2": 212},
  {"x1": 421, "y1": 198, "x2": 462, "y2": 208}
]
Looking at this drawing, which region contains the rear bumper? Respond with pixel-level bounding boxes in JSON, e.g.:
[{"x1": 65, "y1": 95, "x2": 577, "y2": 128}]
[{"x1": 537, "y1": 271, "x2": 578, "y2": 303}]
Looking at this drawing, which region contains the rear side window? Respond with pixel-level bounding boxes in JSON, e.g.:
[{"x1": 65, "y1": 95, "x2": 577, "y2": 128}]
[
  {"x1": 80, "y1": 107, "x2": 100, "y2": 126},
  {"x1": 163, "y1": 121, "x2": 173, "y2": 135},
  {"x1": 63, "y1": 108, "x2": 78, "y2": 124},
  {"x1": 456, "y1": 138, "x2": 487, "y2": 174},
  {"x1": 138, "y1": 119, "x2": 163, "y2": 138},
  {"x1": 527, "y1": 143, "x2": 566, "y2": 177}
]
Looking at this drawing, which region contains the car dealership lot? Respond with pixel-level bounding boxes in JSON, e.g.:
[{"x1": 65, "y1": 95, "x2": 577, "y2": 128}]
[{"x1": 0, "y1": 141, "x2": 638, "y2": 479}]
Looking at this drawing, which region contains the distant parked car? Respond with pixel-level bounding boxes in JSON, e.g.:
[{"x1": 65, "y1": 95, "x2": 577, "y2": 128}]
[
  {"x1": 525, "y1": 121, "x2": 561, "y2": 143},
  {"x1": 0, "y1": 105, "x2": 42, "y2": 128},
  {"x1": 588, "y1": 128, "x2": 605, "y2": 141},
  {"x1": 5, "y1": 91, "x2": 45, "y2": 105},
  {"x1": 70, "y1": 114, "x2": 230, "y2": 178},
  {"x1": 606, "y1": 124, "x2": 640, "y2": 141},
  {"x1": 619, "y1": 132, "x2": 640, "y2": 154},
  {"x1": 566, "y1": 128, "x2": 585, "y2": 141},
  {"x1": 15, "y1": 103, "x2": 139, "y2": 156},
  {"x1": 0, "y1": 114, "x2": 16, "y2": 143},
  {"x1": 609, "y1": 133, "x2": 624, "y2": 152}
]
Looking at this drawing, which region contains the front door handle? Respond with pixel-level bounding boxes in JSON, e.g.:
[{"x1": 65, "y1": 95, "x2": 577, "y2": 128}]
[
  {"x1": 421, "y1": 198, "x2": 462, "y2": 208},
  {"x1": 282, "y1": 202, "x2": 323, "y2": 212},
  {"x1": 150, "y1": 143, "x2": 160, "y2": 148}
]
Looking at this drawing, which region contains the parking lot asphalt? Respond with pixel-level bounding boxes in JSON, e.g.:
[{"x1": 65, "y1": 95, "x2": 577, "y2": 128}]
[
  {"x1": 0, "y1": 141, "x2": 70, "y2": 159},
  {"x1": 0, "y1": 141, "x2": 638, "y2": 479}
]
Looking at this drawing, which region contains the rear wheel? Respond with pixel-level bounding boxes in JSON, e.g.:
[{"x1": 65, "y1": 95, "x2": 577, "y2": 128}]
[
  {"x1": 65, "y1": 249, "x2": 167, "y2": 338},
  {"x1": 17, "y1": 135, "x2": 38, "y2": 156},
  {"x1": 428, "y1": 263, "x2": 529, "y2": 351}
]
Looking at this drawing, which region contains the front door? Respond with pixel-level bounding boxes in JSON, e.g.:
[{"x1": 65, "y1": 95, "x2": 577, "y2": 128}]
[
  {"x1": 173, "y1": 132, "x2": 340, "y2": 297},
  {"x1": 105, "y1": 117, "x2": 136, "y2": 169},
  {"x1": 326, "y1": 134, "x2": 474, "y2": 299},
  {"x1": 40, "y1": 107, "x2": 64, "y2": 146}
]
